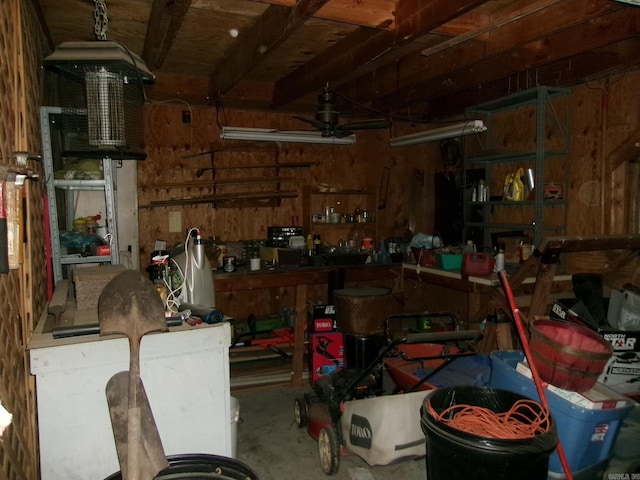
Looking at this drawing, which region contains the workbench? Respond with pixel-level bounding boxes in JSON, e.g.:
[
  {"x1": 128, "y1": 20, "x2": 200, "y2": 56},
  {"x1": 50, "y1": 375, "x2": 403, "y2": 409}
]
[
  {"x1": 400, "y1": 262, "x2": 574, "y2": 349},
  {"x1": 214, "y1": 263, "x2": 402, "y2": 388}
]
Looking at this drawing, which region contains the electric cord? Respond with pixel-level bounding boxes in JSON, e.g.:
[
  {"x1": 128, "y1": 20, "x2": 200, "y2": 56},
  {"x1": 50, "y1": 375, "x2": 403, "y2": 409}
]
[{"x1": 426, "y1": 398, "x2": 552, "y2": 439}]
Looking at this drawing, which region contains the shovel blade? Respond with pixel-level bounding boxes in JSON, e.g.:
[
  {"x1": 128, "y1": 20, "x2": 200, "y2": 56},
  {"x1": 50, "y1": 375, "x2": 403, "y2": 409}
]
[
  {"x1": 106, "y1": 371, "x2": 169, "y2": 479},
  {"x1": 98, "y1": 270, "x2": 168, "y2": 340}
]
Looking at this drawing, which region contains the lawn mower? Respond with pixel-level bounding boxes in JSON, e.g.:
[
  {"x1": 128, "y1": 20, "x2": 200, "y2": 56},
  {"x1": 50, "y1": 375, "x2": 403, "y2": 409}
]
[{"x1": 294, "y1": 319, "x2": 481, "y2": 475}]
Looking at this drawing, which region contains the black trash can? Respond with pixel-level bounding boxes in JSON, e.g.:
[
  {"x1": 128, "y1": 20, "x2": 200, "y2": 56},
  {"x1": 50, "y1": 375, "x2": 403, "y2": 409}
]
[
  {"x1": 421, "y1": 386, "x2": 558, "y2": 480},
  {"x1": 104, "y1": 453, "x2": 260, "y2": 480}
]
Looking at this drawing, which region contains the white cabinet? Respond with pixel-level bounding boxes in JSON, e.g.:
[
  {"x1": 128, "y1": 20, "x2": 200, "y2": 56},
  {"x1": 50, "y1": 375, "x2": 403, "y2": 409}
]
[{"x1": 29, "y1": 319, "x2": 232, "y2": 480}]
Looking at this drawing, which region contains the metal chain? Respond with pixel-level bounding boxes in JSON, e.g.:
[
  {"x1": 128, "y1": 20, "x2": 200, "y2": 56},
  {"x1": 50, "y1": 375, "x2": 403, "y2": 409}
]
[{"x1": 93, "y1": 0, "x2": 108, "y2": 40}]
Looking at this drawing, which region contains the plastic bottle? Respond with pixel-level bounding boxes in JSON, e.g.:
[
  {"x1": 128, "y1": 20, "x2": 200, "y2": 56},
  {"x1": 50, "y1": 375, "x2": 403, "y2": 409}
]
[
  {"x1": 495, "y1": 243, "x2": 505, "y2": 272},
  {"x1": 462, "y1": 240, "x2": 476, "y2": 254},
  {"x1": 378, "y1": 240, "x2": 390, "y2": 264},
  {"x1": 306, "y1": 234, "x2": 314, "y2": 256},
  {"x1": 478, "y1": 180, "x2": 486, "y2": 202},
  {"x1": 313, "y1": 234, "x2": 321, "y2": 255}
]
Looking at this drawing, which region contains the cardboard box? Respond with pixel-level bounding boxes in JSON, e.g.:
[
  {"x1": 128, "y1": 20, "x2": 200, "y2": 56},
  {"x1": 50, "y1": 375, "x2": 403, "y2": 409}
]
[
  {"x1": 308, "y1": 304, "x2": 337, "y2": 332},
  {"x1": 309, "y1": 332, "x2": 344, "y2": 385},
  {"x1": 73, "y1": 264, "x2": 126, "y2": 310},
  {"x1": 598, "y1": 327, "x2": 640, "y2": 400},
  {"x1": 597, "y1": 354, "x2": 640, "y2": 400}
]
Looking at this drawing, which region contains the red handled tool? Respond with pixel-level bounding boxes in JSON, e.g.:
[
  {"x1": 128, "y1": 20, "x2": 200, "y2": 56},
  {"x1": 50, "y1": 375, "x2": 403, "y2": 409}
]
[
  {"x1": 0, "y1": 180, "x2": 9, "y2": 274},
  {"x1": 499, "y1": 270, "x2": 573, "y2": 480}
]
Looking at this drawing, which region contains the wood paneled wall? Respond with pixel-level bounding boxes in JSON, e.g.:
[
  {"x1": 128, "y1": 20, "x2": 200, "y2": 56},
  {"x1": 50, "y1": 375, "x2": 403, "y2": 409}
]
[
  {"x1": 570, "y1": 75, "x2": 640, "y2": 235},
  {"x1": 138, "y1": 105, "x2": 440, "y2": 263},
  {"x1": 138, "y1": 73, "x2": 640, "y2": 271},
  {"x1": 0, "y1": 1, "x2": 48, "y2": 479}
]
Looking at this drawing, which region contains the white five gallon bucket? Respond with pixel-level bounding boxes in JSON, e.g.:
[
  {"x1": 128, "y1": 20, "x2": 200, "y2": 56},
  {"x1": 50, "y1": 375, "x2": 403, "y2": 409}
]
[{"x1": 230, "y1": 396, "x2": 239, "y2": 458}]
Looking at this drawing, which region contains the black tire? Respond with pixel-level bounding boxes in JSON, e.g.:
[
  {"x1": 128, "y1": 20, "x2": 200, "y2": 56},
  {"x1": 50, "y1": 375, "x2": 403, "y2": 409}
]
[
  {"x1": 294, "y1": 397, "x2": 307, "y2": 428},
  {"x1": 318, "y1": 426, "x2": 340, "y2": 475}
]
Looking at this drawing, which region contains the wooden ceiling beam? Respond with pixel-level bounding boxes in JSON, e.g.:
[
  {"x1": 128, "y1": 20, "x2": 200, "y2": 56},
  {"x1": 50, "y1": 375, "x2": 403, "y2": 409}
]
[
  {"x1": 270, "y1": 0, "x2": 488, "y2": 109},
  {"x1": 355, "y1": 0, "x2": 619, "y2": 109},
  {"x1": 209, "y1": 0, "x2": 330, "y2": 98},
  {"x1": 424, "y1": 38, "x2": 640, "y2": 120},
  {"x1": 142, "y1": 0, "x2": 192, "y2": 70},
  {"x1": 252, "y1": 0, "x2": 397, "y2": 29},
  {"x1": 348, "y1": 0, "x2": 621, "y2": 113},
  {"x1": 372, "y1": 6, "x2": 639, "y2": 117}
]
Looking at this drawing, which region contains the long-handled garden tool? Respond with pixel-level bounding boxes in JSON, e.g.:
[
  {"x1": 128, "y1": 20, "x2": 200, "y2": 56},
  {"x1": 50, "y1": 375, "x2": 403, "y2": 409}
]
[
  {"x1": 499, "y1": 270, "x2": 573, "y2": 480},
  {"x1": 99, "y1": 269, "x2": 170, "y2": 480}
]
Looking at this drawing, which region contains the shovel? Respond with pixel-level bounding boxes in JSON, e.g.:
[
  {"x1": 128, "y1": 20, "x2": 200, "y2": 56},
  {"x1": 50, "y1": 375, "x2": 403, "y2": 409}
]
[{"x1": 98, "y1": 270, "x2": 170, "y2": 480}]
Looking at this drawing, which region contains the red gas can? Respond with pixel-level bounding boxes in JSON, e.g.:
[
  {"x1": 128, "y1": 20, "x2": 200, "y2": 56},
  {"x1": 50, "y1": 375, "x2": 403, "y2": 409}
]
[{"x1": 461, "y1": 253, "x2": 495, "y2": 277}]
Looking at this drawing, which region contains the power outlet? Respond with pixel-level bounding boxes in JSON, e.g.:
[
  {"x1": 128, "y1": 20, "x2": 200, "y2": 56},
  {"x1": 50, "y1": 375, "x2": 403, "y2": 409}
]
[{"x1": 168, "y1": 211, "x2": 182, "y2": 232}]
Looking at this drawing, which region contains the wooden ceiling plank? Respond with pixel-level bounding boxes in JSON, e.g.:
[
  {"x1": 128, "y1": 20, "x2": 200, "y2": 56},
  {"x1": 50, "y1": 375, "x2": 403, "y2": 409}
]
[
  {"x1": 342, "y1": 0, "x2": 620, "y2": 110},
  {"x1": 142, "y1": 0, "x2": 193, "y2": 69},
  {"x1": 375, "y1": 8, "x2": 640, "y2": 118},
  {"x1": 425, "y1": 38, "x2": 640, "y2": 120},
  {"x1": 420, "y1": 0, "x2": 564, "y2": 58},
  {"x1": 254, "y1": 0, "x2": 396, "y2": 29},
  {"x1": 209, "y1": 0, "x2": 330, "y2": 97},
  {"x1": 271, "y1": 0, "x2": 488, "y2": 108},
  {"x1": 393, "y1": 0, "x2": 487, "y2": 42}
]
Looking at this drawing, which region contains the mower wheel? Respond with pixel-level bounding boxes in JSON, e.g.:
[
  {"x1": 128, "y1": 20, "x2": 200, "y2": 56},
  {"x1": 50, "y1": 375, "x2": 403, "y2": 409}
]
[
  {"x1": 293, "y1": 397, "x2": 307, "y2": 428},
  {"x1": 318, "y1": 426, "x2": 340, "y2": 475}
]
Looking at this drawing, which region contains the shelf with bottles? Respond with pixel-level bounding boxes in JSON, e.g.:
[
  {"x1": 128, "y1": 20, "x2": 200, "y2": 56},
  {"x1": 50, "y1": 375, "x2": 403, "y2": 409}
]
[
  {"x1": 462, "y1": 86, "x2": 571, "y2": 248},
  {"x1": 302, "y1": 187, "x2": 377, "y2": 246}
]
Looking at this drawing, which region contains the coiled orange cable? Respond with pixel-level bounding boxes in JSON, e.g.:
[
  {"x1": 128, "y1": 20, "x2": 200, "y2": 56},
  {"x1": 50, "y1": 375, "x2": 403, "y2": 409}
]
[{"x1": 427, "y1": 399, "x2": 552, "y2": 439}]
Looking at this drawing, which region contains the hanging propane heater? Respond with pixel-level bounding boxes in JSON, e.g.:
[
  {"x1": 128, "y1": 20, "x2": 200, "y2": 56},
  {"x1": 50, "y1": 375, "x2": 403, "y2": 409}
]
[{"x1": 43, "y1": 40, "x2": 155, "y2": 160}]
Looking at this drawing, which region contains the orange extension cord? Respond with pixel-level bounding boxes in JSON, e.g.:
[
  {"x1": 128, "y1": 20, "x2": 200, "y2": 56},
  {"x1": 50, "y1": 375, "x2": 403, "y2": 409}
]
[{"x1": 427, "y1": 399, "x2": 552, "y2": 439}]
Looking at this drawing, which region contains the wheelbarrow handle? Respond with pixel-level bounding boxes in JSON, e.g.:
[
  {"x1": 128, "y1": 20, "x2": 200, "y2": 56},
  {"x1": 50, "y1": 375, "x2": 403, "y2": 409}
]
[{"x1": 405, "y1": 329, "x2": 481, "y2": 344}]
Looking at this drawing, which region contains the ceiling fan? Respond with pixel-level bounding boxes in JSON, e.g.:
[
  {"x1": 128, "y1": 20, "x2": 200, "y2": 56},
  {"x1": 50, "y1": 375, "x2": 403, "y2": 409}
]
[{"x1": 293, "y1": 86, "x2": 389, "y2": 138}]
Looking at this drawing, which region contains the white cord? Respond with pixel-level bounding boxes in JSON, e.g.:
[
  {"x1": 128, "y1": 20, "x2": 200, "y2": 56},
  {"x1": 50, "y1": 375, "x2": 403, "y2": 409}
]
[
  {"x1": 180, "y1": 227, "x2": 200, "y2": 303},
  {"x1": 165, "y1": 257, "x2": 184, "y2": 313}
]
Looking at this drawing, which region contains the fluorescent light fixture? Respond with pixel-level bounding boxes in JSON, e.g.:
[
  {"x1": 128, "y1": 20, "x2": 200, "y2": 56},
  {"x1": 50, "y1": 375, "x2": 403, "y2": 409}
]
[
  {"x1": 220, "y1": 126, "x2": 356, "y2": 145},
  {"x1": 390, "y1": 120, "x2": 486, "y2": 147}
]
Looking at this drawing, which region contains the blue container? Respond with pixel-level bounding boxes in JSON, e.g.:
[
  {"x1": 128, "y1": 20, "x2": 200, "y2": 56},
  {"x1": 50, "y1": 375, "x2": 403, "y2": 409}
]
[{"x1": 489, "y1": 351, "x2": 633, "y2": 475}]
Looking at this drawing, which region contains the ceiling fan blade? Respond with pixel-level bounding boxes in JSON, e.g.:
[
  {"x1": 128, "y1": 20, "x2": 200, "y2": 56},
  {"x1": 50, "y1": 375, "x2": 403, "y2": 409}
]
[
  {"x1": 341, "y1": 118, "x2": 389, "y2": 130},
  {"x1": 332, "y1": 128, "x2": 355, "y2": 138},
  {"x1": 293, "y1": 115, "x2": 326, "y2": 130}
]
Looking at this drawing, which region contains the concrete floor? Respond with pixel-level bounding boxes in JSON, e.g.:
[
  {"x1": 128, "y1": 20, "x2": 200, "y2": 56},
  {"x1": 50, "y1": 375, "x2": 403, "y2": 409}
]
[
  {"x1": 234, "y1": 386, "x2": 427, "y2": 480},
  {"x1": 233, "y1": 384, "x2": 640, "y2": 480}
]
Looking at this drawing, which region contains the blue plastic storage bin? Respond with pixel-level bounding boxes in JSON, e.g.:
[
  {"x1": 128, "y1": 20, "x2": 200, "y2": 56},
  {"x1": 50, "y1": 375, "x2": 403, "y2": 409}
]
[{"x1": 489, "y1": 351, "x2": 633, "y2": 476}]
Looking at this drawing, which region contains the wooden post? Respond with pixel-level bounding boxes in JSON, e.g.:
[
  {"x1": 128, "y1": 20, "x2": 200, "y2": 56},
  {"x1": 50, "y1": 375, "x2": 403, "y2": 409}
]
[{"x1": 291, "y1": 283, "x2": 308, "y2": 387}]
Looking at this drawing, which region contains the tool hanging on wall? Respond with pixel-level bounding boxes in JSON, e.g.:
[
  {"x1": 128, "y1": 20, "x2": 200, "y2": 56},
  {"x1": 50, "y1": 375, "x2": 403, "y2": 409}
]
[
  {"x1": 499, "y1": 270, "x2": 574, "y2": 480},
  {"x1": 6, "y1": 173, "x2": 25, "y2": 270},
  {"x1": 0, "y1": 179, "x2": 8, "y2": 274}
]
